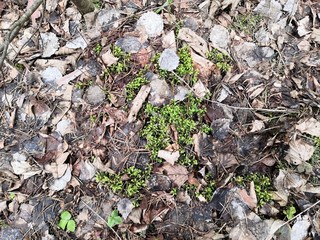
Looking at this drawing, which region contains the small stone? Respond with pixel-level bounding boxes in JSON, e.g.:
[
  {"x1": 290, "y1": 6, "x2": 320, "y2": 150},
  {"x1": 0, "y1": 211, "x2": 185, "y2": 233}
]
[
  {"x1": 210, "y1": 25, "x2": 230, "y2": 49},
  {"x1": 86, "y1": 86, "x2": 106, "y2": 105},
  {"x1": 0, "y1": 227, "x2": 23, "y2": 240},
  {"x1": 137, "y1": 11, "x2": 164, "y2": 38},
  {"x1": 149, "y1": 76, "x2": 172, "y2": 106},
  {"x1": 184, "y1": 17, "x2": 198, "y2": 31},
  {"x1": 96, "y1": 9, "x2": 121, "y2": 31},
  {"x1": 174, "y1": 86, "x2": 190, "y2": 101},
  {"x1": 116, "y1": 36, "x2": 142, "y2": 53},
  {"x1": 41, "y1": 67, "x2": 62, "y2": 85},
  {"x1": 148, "y1": 174, "x2": 172, "y2": 191},
  {"x1": 159, "y1": 49, "x2": 179, "y2": 71}
]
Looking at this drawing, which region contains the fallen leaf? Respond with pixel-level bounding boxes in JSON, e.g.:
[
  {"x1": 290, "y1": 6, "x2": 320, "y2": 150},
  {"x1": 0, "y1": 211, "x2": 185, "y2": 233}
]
[
  {"x1": 117, "y1": 198, "x2": 134, "y2": 220},
  {"x1": 157, "y1": 150, "x2": 180, "y2": 165},
  {"x1": 296, "y1": 118, "x2": 320, "y2": 137},
  {"x1": 178, "y1": 28, "x2": 208, "y2": 57},
  {"x1": 158, "y1": 163, "x2": 188, "y2": 187},
  {"x1": 49, "y1": 165, "x2": 72, "y2": 191},
  {"x1": 284, "y1": 139, "x2": 315, "y2": 165}
]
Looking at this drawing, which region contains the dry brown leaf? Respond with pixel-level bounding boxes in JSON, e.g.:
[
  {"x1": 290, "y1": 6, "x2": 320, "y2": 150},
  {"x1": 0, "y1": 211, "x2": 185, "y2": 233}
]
[
  {"x1": 177, "y1": 28, "x2": 208, "y2": 57},
  {"x1": 296, "y1": 118, "x2": 320, "y2": 137},
  {"x1": 158, "y1": 163, "x2": 188, "y2": 187},
  {"x1": 284, "y1": 139, "x2": 315, "y2": 165}
]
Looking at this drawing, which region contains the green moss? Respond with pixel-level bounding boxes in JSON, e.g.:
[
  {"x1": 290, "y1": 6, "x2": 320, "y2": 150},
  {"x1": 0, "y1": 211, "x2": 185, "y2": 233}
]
[
  {"x1": 142, "y1": 94, "x2": 206, "y2": 166},
  {"x1": 96, "y1": 166, "x2": 151, "y2": 198},
  {"x1": 154, "y1": 45, "x2": 198, "y2": 85},
  {"x1": 232, "y1": 13, "x2": 263, "y2": 35},
  {"x1": 104, "y1": 45, "x2": 131, "y2": 77},
  {"x1": 92, "y1": 0, "x2": 102, "y2": 9},
  {"x1": 235, "y1": 173, "x2": 273, "y2": 206},
  {"x1": 206, "y1": 49, "x2": 232, "y2": 73},
  {"x1": 126, "y1": 70, "x2": 149, "y2": 101}
]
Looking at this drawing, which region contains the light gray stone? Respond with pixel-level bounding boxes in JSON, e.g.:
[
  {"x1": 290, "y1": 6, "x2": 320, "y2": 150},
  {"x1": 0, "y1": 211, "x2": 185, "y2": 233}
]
[
  {"x1": 159, "y1": 49, "x2": 179, "y2": 71},
  {"x1": 86, "y1": 86, "x2": 106, "y2": 105}
]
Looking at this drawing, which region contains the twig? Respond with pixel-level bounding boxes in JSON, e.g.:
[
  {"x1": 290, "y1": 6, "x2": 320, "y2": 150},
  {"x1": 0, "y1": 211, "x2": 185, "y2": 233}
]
[
  {"x1": 0, "y1": 0, "x2": 44, "y2": 69},
  {"x1": 280, "y1": 199, "x2": 320, "y2": 228}
]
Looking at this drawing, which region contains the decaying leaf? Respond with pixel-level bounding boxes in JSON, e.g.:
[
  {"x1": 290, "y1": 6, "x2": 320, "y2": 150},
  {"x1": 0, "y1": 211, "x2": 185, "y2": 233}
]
[
  {"x1": 157, "y1": 150, "x2": 180, "y2": 165},
  {"x1": 157, "y1": 163, "x2": 188, "y2": 187},
  {"x1": 296, "y1": 118, "x2": 320, "y2": 137},
  {"x1": 284, "y1": 139, "x2": 315, "y2": 165},
  {"x1": 117, "y1": 198, "x2": 134, "y2": 220}
]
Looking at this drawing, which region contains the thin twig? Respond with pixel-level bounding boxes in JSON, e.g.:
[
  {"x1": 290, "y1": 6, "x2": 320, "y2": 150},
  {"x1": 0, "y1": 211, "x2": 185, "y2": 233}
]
[
  {"x1": 0, "y1": 0, "x2": 44, "y2": 69},
  {"x1": 280, "y1": 199, "x2": 320, "y2": 228}
]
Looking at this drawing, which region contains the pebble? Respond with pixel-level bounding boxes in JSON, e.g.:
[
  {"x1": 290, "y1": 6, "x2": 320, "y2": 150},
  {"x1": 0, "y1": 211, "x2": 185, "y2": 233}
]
[
  {"x1": 86, "y1": 86, "x2": 106, "y2": 105},
  {"x1": 137, "y1": 11, "x2": 164, "y2": 38},
  {"x1": 159, "y1": 49, "x2": 179, "y2": 71},
  {"x1": 116, "y1": 36, "x2": 142, "y2": 53}
]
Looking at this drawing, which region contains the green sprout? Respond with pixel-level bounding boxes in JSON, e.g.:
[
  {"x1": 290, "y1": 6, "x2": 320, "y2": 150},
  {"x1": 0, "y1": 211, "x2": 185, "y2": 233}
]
[
  {"x1": 155, "y1": 0, "x2": 173, "y2": 13},
  {"x1": 94, "y1": 43, "x2": 102, "y2": 54},
  {"x1": 283, "y1": 206, "x2": 296, "y2": 220},
  {"x1": 58, "y1": 211, "x2": 76, "y2": 233},
  {"x1": 207, "y1": 49, "x2": 232, "y2": 73},
  {"x1": 107, "y1": 210, "x2": 123, "y2": 228},
  {"x1": 92, "y1": 0, "x2": 102, "y2": 9}
]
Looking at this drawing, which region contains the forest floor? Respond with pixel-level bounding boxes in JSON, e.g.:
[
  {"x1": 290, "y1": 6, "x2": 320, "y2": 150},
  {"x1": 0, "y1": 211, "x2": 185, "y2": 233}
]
[{"x1": 1, "y1": 0, "x2": 320, "y2": 239}]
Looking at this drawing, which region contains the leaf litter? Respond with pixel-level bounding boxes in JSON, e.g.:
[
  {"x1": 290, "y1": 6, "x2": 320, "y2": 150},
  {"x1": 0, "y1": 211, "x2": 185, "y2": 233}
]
[{"x1": 1, "y1": 0, "x2": 320, "y2": 239}]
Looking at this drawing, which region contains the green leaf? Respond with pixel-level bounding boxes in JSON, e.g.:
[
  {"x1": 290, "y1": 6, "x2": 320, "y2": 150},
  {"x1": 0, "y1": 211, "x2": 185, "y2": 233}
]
[
  {"x1": 67, "y1": 220, "x2": 76, "y2": 232},
  {"x1": 107, "y1": 210, "x2": 123, "y2": 228},
  {"x1": 58, "y1": 219, "x2": 68, "y2": 230},
  {"x1": 60, "y1": 211, "x2": 72, "y2": 220}
]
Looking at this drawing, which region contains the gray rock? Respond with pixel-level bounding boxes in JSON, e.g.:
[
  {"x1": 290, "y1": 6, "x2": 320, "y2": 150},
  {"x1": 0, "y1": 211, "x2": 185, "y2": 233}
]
[
  {"x1": 96, "y1": 9, "x2": 121, "y2": 31},
  {"x1": 174, "y1": 86, "x2": 190, "y2": 101},
  {"x1": 184, "y1": 18, "x2": 198, "y2": 31},
  {"x1": 116, "y1": 36, "x2": 142, "y2": 53},
  {"x1": 159, "y1": 49, "x2": 179, "y2": 71},
  {"x1": 41, "y1": 67, "x2": 62, "y2": 85},
  {"x1": 255, "y1": 28, "x2": 271, "y2": 46},
  {"x1": 86, "y1": 86, "x2": 106, "y2": 105},
  {"x1": 137, "y1": 11, "x2": 164, "y2": 38},
  {"x1": 86, "y1": 59, "x2": 102, "y2": 76},
  {"x1": 254, "y1": 0, "x2": 282, "y2": 23},
  {"x1": 0, "y1": 227, "x2": 23, "y2": 240},
  {"x1": 149, "y1": 76, "x2": 172, "y2": 106},
  {"x1": 148, "y1": 174, "x2": 172, "y2": 191},
  {"x1": 234, "y1": 42, "x2": 274, "y2": 67},
  {"x1": 210, "y1": 25, "x2": 230, "y2": 49}
]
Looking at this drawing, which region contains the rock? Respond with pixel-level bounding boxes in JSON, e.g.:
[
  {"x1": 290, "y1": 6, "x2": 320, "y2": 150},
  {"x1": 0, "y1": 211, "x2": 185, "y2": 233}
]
[
  {"x1": 148, "y1": 174, "x2": 172, "y2": 191},
  {"x1": 183, "y1": 17, "x2": 198, "y2": 31},
  {"x1": 116, "y1": 36, "x2": 142, "y2": 53},
  {"x1": 254, "y1": 0, "x2": 282, "y2": 23},
  {"x1": 209, "y1": 25, "x2": 230, "y2": 49},
  {"x1": 234, "y1": 42, "x2": 274, "y2": 67},
  {"x1": 159, "y1": 49, "x2": 179, "y2": 71},
  {"x1": 0, "y1": 227, "x2": 23, "y2": 240},
  {"x1": 96, "y1": 9, "x2": 121, "y2": 31},
  {"x1": 149, "y1": 76, "x2": 172, "y2": 106},
  {"x1": 41, "y1": 67, "x2": 62, "y2": 86},
  {"x1": 174, "y1": 85, "x2": 190, "y2": 101},
  {"x1": 137, "y1": 11, "x2": 164, "y2": 38},
  {"x1": 86, "y1": 86, "x2": 106, "y2": 105},
  {"x1": 40, "y1": 32, "x2": 59, "y2": 57},
  {"x1": 255, "y1": 28, "x2": 271, "y2": 46},
  {"x1": 86, "y1": 59, "x2": 102, "y2": 76}
]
